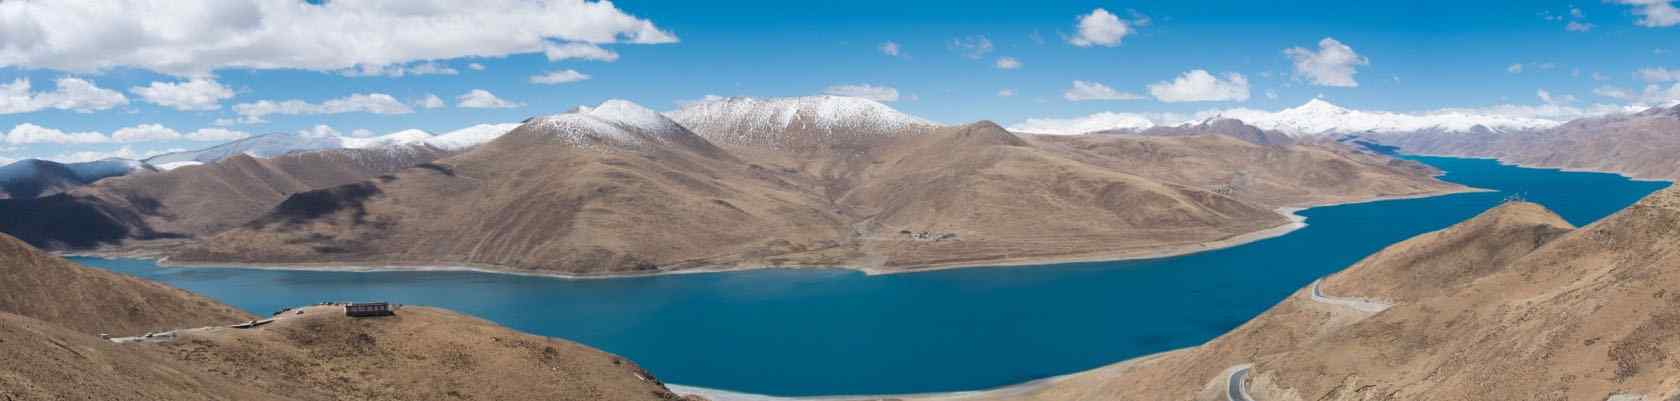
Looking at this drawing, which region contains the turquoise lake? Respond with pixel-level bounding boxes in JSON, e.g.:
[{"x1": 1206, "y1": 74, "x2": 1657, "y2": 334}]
[{"x1": 74, "y1": 156, "x2": 1670, "y2": 396}]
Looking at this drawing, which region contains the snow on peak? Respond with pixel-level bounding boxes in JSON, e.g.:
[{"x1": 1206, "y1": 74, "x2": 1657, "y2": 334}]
[
  {"x1": 1216, "y1": 99, "x2": 1564, "y2": 136},
  {"x1": 1007, "y1": 112, "x2": 1161, "y2": 135},
  {"x1": 524, "y1": 99, "x2": 703, "y2": 151},
  {"x1": 664, "y1": 95, "x2": 937, "y2": 148},
  {"x1": 424, "y1": 123, "x2": 521, "y2": 150},
  {"x1": 342, "y1": 129, "x2": 433, "y2": 149}
]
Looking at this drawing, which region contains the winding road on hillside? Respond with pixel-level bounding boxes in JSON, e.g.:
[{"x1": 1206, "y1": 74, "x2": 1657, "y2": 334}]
[
  {"x1": 1309, "y1": 279, "x2": 1392, "y2": 313},
  {"x1": 1227, "y1": 365, "x2": 1254, "y2": 401}
]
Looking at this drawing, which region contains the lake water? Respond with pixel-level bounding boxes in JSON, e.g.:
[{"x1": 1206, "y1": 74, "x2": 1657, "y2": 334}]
[{"x1": 73, "y1": 156, "x2": 1669, "y2": 396}]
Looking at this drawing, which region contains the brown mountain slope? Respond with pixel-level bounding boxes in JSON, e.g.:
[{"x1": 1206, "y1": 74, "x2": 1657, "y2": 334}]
[
  {"x1": 1027, "y1": 133, "x2": 1459, "y2": 208},
  {"x1": 841, "y1": 122, "x2": 1287, "y2": 269},
  {"x1": 176, "y1": 101, "x2": 848, "y2": 275},
  {"x1": 0, "y1": 233, "x2": 251, "y2": 336},
  {"x1": 1373, "y1": 104, "x2": 1680, "y2": 181},
  {"x1": 0, "y1": 145, "x2": 453, "y2": 250},
  {"x1": 949, "y1": 193, "x2": 1680, "y2": 401},
  {"x1": 0, "y1": 233, "x2": 687, "y2": 401}
]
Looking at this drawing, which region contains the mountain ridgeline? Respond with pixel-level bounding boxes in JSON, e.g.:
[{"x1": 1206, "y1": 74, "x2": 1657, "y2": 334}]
[
  {"x1": 1371, "y1": 103, "x2": 1680, "y2": 182},
  {"x1": 172, "y1": 96, "x2": 1462, "y2": 275}
]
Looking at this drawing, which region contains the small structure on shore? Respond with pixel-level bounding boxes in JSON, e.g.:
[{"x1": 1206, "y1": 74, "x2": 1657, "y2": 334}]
[{"x1": 345, "y1": 302, "x2": 395, "y2": 317}]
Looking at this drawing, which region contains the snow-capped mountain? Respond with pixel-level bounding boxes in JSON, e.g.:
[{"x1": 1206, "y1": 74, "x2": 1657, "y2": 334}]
[
  {"x1": 1214, "y1": 99, "x2": 1565, "y2": 136},
  {"x1": 1007, "y1": 112, "x2": 1163, "y2": 135},
  {"x1": 665, "y1": 95, "x2": 937, "y2": 149},
  {"x1": 523, "y1": 99, "x2": 718, "y2": 153},
  {"x1": 144, "y1": 124, "x2": 520, "y2": 168}
]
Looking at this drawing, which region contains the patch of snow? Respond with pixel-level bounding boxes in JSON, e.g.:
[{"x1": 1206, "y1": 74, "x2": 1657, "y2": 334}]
[
  {"x1": 1008, "y1": 112, "x2": 1163, "y2": 135},
  {"x1": 424, "y1": 123, "x2": 520, "y2": 150},
  {"x1": 1214, "y1": 99, "x2": 1564, "y2": 136},
  {"x1": 154, "y1": 161, "x2": 205, "y2": 171},
  {"x1": 525, "y1": 99, "x2": 700, "y2": 151},
  {"x1": 342, "y1": 129, "x2": 433, "y2": 149},
  {"x1": 665, "y1": 95, "x2": 936, "y2": 147}
]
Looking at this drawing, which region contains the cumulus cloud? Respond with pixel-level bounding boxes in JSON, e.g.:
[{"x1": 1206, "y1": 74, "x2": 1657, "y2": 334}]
[
  {"x1": 1147, "y1": 70, "x2": 1250, "y2": 102},
  {"x1": 879, "y1": 41, "x2": 902, "y2": 57},
  {"x1": 997, "y1": 89, "x2": 1016, "y2": 97},
  {"x1": 1068, "y1": 8, "x2": 1145, "y2": 47},
  {"x1": 456, "y1": 89, "x2": 523, "y2": 108},
  {"x1": 1612, "y1": 0, "x2": 1680, "y2": 27},
  {"x1": 45, "y1": 146, "x2": 180, "y2": 164},
  {"x1": 1566, "y1": 21, "x2": 1597, "y2": 31},
  {"x1": 468, "y1": 63, "x2": 486, "y2": 71},
  {"x1": 544, "y1": 42, "x2": 620, "y2": 62},
  {"x1": 1284, "y1": 38, "x2": 1368, "y2": 87},
  {"x1": 1594, "y1": 83, "x2": 1680, "y2": 104},
  {"x1": 10, "y1": 122, "x2": 249, "y2": 145},
  {"x1": 0, "y1": 0, "x2": 676, "y2": 76},
  {"x1": 530, "y1": 69, "x2": 592, "y2": 84},
  {"x1": 1638, "y1": 67, "x2": 1680, "y2": 82},
  {"x1": 995, "y1": 57, "x2": 1022, "y2": 70},
  {"x1": 339, "y1": 61, "x2": 459, "y2": 77},
  {"x1": 823, "y1": 84, "x2": 900, "y2": 102},
  {"x1": 5, "y1": 123, "x2": 109, "y2": 144},
  {"x1": 0, "y1": 78, "x2": 128, "y2": 114},
  {"x1": 129, "y1": 78, "x2": 235, "y2": 111},
  {"x1": 1536, "y1": 89, "x2": 1577, "y2": 105},
  {"x1": 417, "y1": 94, "x2": 447, "y2": 109},
  {"x1": 1063, "y1": 80, "x2": 1145, "y2": 101},
  {"x1": 233, "y1": 93, "x2": 413, "y2": 123},
  {"x1": 949, "y1": 36, "x2": 994, "y2": 59}
]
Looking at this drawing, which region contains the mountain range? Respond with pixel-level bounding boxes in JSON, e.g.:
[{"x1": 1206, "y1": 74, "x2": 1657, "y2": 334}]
[
  {"x1": 1370, "y1": 103, "x2": 1680, "y2": 181},
  {"x1": 162, "y1": 97, "x2": 1460, "y2": 276}
]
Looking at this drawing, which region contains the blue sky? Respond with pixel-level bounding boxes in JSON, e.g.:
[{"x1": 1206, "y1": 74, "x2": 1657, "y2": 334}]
[{"x1": 2, "y1": 0, "x2": 1679, "y2": 163}]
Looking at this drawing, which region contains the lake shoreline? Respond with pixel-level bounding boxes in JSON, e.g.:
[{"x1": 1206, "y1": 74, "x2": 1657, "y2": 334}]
[
  {"x1": 1402, "y1": 152, "x2": 1676, "y2": 184},
  {"x1": 108, "y1": 187, "x2": 1484, "y2": 281}
]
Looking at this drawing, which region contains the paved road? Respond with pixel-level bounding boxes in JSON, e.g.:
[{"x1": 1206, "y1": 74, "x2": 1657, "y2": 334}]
[
  {"x1": 1227, "y1": 365, "x2": 1254, "y2": 401},
  {"x1": 1309, "y1": 279, "x2": 1391, "y2": 313}
]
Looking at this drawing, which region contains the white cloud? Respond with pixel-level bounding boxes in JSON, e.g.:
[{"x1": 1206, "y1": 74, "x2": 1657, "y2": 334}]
[
  {"x1": 822, "y1": 84, "x2": 900, "y2": 102},
  {"x1": 1536, "y1": 89, "x2": 1577, "y2": 105},
  {"x1": 5, "y1": 123, "x2": 109, "y2": 144},
  {"x1": 339, "y1": 61, "x2": 459, "y2": 77},
  {"x1": 233, "y1": 93, "x2": 414, "y2": 122},
  {"x1": 949, "y1": 36, "x2": 994, "y2": 59},
  {"x1": 468, "y1": 63, "x2": 486, "y2": 71},
  {"x1": 1284, "y1": 37, "x2": 1368, "y2": 87},
  {"x1": 1593, "y1": 72, "x2": 1612, "y2": 81},
  {"x1": 1566, "y1": 21, "x2": 1596, "y2": 31},
  {"x1": 184, "y1": 128, "x2": 250, "y2": 142},
  {"x1": 879, "y1": 41, "x2": 902, "y2": 57},
  {"x1": 1068, "y1": 8, "x2": 1140, "y2": 47},
  {"x1": 0, "y1": 78, "x2": 129, "y2": 114},
  {"x1": 1265, "y1": 89, "x2": 1279, "y2": 99},
  {"x1": 417, "y1": 94, "x2": 446, "y2": 109},
  {"x1": 112, "y1": 124, "x2": 181, "y2": 142},
  {"x1": 1638, "y1": 67, "x2": 1680, "y2": 83},
  {"x1": 1007, "y1": 112, "x2": 1183, "y2": 135},
  {"x1": 997, "y1": 89, "x2": 1016, "y2": 97},
  {"x1": 129, "y1": 78, "x2": 235, "y2": 111},
  {"x1": 456, "y1": 89, "x2": 523, "y2": 108},
  {"x1": 1508, "y1": 63, "x2": 1525, "y2": 74},
  {"x1": 1147, "y1": 70, "x2": 1250, "y2": 102},
  {"x1": 298, "y1": 125, "x2": 343, "y2": 138},
  {"x1": 1612, "y1": 0, "x2": 1680, "y2": 27},
  {"x1": 994, "y1": 57, "x2": 1022, "y2": 70},
  {"x1": 530, "y1": 69, "x2": 592, "y2": 84},
  {"x1": 544, "y1": 42, "x2": 619, "y2": 62},
  {"x1": 0, "y1": 0, "x2": 676, "y2": 76},
  {"x1": 675, "y1": 94, "x2": 726, "y2": 108},
  {"x1": 46, "y1": 146, "x2": 178, "y2": 164},
  {"x1": 1594, "y1": 83, "x2": 1680, "y2": 104},
  {"x1": 1063, "y1": 80, "x2": 1145, "y2": 101}
]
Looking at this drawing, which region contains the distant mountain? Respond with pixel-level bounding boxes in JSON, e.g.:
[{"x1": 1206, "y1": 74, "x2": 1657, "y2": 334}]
[
  {"x1": 0, "y1": 158, "x2": 151, "y2": 199},
  {"x1": 145, "y1": 124, "x2": 518, "y2": 167},
  {"x1": 1092, "y1": 117, "x2": 1294, "y2": 146},
  {"x1": 176, "y1": 99, "x2": 1463, "y2": 275},
  {"x1": 0, "y1": 144, "x2": 455, "y2": 250},
  {"x1": 666, "y1": 95, "x2": 937, "y2": 151},
  {"x1": 1373, "y1": 103, "x2": 1680, "y2": 181},
  {"x1": 1215, "y1": 98, "x2": 1564, "y2": 136}
]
